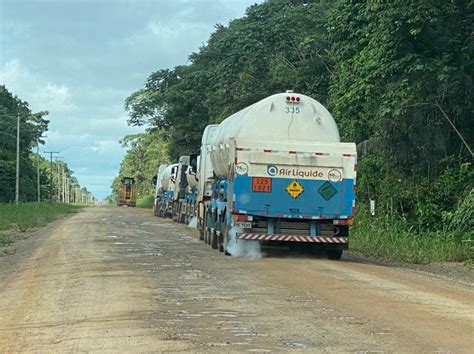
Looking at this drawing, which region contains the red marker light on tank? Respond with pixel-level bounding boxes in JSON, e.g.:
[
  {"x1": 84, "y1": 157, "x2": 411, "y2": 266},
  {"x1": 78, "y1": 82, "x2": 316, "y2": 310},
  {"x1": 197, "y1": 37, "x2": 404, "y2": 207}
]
[
  {"x1": 296, "y1": 97, "x2": 300, "y2": 102},
  {"x1": 286, "y1": 96, "x2": 291, "y2": 101},
  {"x1": 291, "y1": 97, "x2": 295, "y2": 101}
]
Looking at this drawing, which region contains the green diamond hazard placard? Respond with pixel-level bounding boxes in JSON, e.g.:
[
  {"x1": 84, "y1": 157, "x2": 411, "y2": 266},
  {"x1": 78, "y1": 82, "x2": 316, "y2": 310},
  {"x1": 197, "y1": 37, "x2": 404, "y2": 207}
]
[
  {"x1": 286, "y1": 179, "x2": 304, "y2": 199},
  {"x1": 318, "y1": 181, "x2": 337, "y2": 201}
]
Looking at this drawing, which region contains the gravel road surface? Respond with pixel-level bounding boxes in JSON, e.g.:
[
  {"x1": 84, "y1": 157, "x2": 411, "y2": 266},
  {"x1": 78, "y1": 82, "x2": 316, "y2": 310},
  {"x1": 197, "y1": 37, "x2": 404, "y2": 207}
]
[{"x1": 0, "y1": 206, "x2": 472, "y2": 353}]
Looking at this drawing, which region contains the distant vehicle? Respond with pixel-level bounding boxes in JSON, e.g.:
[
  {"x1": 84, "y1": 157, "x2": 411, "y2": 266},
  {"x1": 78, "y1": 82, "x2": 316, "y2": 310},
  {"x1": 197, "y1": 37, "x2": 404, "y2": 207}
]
[{"x1": 117, "y1": 177, "x2": 137, "y2": 207}]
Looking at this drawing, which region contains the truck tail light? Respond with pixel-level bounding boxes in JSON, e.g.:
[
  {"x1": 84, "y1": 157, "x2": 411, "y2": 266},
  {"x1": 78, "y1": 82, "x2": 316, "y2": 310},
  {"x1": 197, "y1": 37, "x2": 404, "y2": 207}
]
[
  {"x1": 232, "y1": 215, "x2": 253, "y2": 222},
  {"x1": 333, "y1": 219, "x2": 353, "y2": 226}
]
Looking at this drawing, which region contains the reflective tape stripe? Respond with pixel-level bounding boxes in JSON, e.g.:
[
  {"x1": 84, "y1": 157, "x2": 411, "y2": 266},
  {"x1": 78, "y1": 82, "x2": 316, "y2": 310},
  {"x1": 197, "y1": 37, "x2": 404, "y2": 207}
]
[{"x1": 236, "y1": 233, "x2": 348, "y2": 243}]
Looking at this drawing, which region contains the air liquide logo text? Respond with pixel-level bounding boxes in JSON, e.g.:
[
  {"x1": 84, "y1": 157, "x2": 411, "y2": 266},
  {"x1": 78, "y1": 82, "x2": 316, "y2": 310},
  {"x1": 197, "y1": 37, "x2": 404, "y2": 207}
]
[{"x1": 267, "y1": 165, "x2": 324, "y2": 179}]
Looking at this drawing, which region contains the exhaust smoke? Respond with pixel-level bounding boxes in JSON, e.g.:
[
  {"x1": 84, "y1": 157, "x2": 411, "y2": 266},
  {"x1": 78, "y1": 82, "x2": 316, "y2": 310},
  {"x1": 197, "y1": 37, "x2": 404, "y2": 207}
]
[
  {"x1": 227, "y1": 227, "x2": 262, "y2": 260},
  {"x1": 188, "y1": 216, "x2": 198, "y2": 228}
]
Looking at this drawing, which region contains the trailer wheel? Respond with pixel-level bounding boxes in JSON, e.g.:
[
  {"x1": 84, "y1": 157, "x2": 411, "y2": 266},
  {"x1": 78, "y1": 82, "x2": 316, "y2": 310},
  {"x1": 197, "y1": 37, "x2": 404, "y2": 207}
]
[
  {"x1": 218, "y1": 237, "x2": 224, "y2": 252},
  {"x1": 204, "y1": 228, "x2": 210, "y2": 244},
  {"x1": 199, "y1": 210, "x2": 206, "y2": 241},
  {"x1": 210, "y1": 230, "x2": 218, "y2": 249},
  {"x1": 222, "y1": 217, "x2": 231, "y2": 256},
  {"x1": 178, "y1": 206, "x2": 185, "y2": 223},
  {"x1": 327, "y1": 249, "x2": 343, "y2": 260}
]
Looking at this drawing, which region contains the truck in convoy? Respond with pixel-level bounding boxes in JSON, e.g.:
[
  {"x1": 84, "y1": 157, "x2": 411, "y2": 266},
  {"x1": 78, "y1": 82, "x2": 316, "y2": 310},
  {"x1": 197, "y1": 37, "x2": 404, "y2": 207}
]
[
  {"x1": 171, "y1": 156, "x2": 190, "y2": 223},
  {"x1": 170, "y1": 125, "x2": 219, "y2": 227},
  {"x1": 154, "y1": 163, "x2": 178, "y2": 217},
  {"x1": 153, "y1": 164, "x2": 168, "y2": 216},
  {"x1": 194, "y1": 91, "x2": 356, "y2": 259},
  {"x1": 117, "y1": 177, "x2": 137, "y2": 207}
]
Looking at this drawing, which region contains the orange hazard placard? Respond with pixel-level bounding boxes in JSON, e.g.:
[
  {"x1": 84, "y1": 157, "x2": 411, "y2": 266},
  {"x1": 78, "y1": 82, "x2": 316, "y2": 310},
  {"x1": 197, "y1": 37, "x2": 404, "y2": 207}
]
[{"x1": 252, "y1": 177, "x2": 272, "y2": 192}]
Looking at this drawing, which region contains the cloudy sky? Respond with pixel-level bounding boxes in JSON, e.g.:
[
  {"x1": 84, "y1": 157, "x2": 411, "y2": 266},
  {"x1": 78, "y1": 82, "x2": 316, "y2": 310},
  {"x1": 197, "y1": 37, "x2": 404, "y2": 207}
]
[{"x1": 0, "y1": 0, "x2": 259, "y2": 199}]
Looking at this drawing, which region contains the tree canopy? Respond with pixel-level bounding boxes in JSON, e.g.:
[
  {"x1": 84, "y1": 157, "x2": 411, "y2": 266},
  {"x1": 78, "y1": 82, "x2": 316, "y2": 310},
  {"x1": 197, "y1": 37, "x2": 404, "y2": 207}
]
[{"x1": 120, "y1": 0, "x2": 473, "y2": 230}]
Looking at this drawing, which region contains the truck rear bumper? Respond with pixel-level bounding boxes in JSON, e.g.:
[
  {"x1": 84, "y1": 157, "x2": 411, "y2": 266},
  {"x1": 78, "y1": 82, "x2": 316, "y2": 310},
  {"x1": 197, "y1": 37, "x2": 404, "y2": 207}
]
[{"x1": 236, "y1": 233, "x2": 348, "y2": 244}]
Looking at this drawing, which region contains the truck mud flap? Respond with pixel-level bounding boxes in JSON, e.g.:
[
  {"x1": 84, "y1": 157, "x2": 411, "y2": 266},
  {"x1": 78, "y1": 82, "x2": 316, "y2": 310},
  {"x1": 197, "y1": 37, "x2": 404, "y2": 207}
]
[{"x1": 236, "y1": 233, "x2": 348, "y2": 243}]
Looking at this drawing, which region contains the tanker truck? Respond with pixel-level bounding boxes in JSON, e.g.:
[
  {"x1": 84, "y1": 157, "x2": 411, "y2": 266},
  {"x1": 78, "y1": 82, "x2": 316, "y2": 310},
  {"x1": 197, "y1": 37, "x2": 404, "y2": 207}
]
[
  {"x1": 201, "y1": 91, "x2": 356, "y2": 259},
  {"x1": 155, "y1": 163, "x2": 178, "y2": 217},
  {"x1": 171, "y1": 156, "x2": 190, "y2": 223},
  {"x1": 153, "y1": 164, "x2": 168, "y2": 216},
  {"x1": 182, "y1": 125, "x2": 219, "y2": 233},
  {"x1": 182, "y1": 152, "x2": 199, "y2": 224}
]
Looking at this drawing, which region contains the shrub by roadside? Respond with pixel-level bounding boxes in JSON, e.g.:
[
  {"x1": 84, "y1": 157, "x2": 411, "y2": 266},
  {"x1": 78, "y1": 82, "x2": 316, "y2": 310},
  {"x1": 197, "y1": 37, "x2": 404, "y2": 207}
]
[
  {"x1": 136, "y1": 195, "x2": 154, "y2": 209},
  {"x1": 0, "y1": 203, "x2": 82, "y2": 233},
  {"x1": 350, "y1": 209, "x2": 473, "y2": 264}
]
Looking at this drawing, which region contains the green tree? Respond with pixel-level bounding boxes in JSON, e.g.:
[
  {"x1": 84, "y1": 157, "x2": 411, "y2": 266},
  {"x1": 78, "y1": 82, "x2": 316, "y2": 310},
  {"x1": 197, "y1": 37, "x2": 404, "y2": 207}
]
[
  {"x1": 112, "y1": 130, "x2": 170, "y2": 197},
  {"x1": 328, "y1": 0, "x2": 474, "y2": 226},
  {"x1": 0, "y1": 85, "x2": 49, "y2": 202}
]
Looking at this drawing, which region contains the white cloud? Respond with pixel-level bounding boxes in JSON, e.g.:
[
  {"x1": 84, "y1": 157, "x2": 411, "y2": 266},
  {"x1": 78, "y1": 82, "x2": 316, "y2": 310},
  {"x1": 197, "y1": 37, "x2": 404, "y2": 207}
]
[
  {"x1": 88, "y1": 139, "x2": 120, "y2": 154},
  {"x1": 1, "y1": 0, "x2": 261, "y2": 199},
  {"x1": 0, "y1": 58, "x2": 76, "y2": 113},
  {"x1": 147, "y1": 20, "x2": 208, "y2": 39},
  {"x1": 33, "y1": 83, "x2": 75, "y2": 113}
]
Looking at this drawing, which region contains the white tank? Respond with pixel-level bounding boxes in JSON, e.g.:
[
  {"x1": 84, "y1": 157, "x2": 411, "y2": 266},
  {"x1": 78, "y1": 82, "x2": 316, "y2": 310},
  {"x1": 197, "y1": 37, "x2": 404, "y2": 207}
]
[
  {"x1": 210, "y1": 92, "x2": 340, "y2": 177},
  {"x1": 173, "y1": 156, "x2": 190, "y2": 201},
  {"x1": 198, "y1": 124, "x2": 218, "y2": 200},
  {"x1": 160, "y1": 163, "x2": 178, "y2": 192},
  {"x1": 186, "y1": 156, "x2": 199, "y2": 189},
  {"x1": 155, "y1": 164, "x2": 168, "y2": 197}
]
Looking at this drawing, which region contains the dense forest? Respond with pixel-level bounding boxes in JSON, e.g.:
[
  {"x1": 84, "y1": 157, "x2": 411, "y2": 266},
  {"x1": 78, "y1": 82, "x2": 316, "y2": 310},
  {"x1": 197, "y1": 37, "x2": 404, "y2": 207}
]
[
  {"x1": 0, "y1": 85, "x2": 91, "y2": 203},
  {"x1": 115, "y1": 0, "x2": 473, "y2": 244}
]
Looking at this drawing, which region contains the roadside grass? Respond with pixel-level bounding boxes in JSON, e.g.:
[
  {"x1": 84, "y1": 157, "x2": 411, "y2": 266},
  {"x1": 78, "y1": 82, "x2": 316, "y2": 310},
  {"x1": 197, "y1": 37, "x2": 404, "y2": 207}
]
[
  {"x1": 350, "y1": 211, "x2": 473, "y2": 264},
  {"x1": 136, "y1": 195, "x2": 154, "y2": 209},
  {"x1": 0, "y1": 234, "x2": 12, "y2": 247},
  {"x1": 0, "y1": 203, "x2": 83, "y2": 233}
]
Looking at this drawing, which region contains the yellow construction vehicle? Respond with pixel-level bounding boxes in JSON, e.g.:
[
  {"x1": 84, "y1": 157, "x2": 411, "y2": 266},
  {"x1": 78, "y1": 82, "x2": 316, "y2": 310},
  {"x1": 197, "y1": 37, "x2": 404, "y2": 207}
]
[{"x1": 117, "y1": 177, "x2": 137, "y2": 207}]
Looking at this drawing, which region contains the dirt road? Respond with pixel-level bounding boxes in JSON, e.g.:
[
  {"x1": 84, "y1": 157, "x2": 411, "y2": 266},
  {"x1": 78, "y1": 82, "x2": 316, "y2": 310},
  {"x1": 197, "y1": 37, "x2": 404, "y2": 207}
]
[{"x1": 0, "y1": 207, "x2": 472, "y2": 353}]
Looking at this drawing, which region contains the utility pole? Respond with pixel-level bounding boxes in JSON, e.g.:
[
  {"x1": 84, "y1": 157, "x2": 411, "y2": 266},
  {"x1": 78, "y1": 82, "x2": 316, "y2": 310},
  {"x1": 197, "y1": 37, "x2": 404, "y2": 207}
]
[
  {"x1": 15, "y1": 112, "x2": 20, "y2": 205},
  {"x1": 44, "y1": 151, "x2": 59, "y2": 202},
  {"x1": 36, "y1": 136, "x2": 46, "y2": 203},
  {"x1": 65, "y1": 178, "x2": 69, "y2": 203},
  {"x1": 37, "y1": 144, "x2": 41, "y2": 202},
  {"x1": 53, "y1": 157, "x2": 63, "y2": 202}
]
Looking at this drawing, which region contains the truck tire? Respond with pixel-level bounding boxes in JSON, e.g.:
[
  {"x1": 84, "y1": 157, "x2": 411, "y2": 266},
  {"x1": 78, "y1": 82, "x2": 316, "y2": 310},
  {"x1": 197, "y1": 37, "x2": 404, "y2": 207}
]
[
  {"x1": 218, "y1": 239, "x2": 224, "y2": 252},
  {"x1": 218, "y1": 216, "x2": 229, "y2": 255},
  {"x1": 210, "y1": 230, "x2": 218, "y2": 249},
  {"x1": 205, "y1": 228, "x2": 210, "y2": 244},
  {"x1": 327, "y1": 249, "x2": 343, "y2": 260},
  {"x1": 199, "y1": 211, "x2": 206, "y2": 241}
]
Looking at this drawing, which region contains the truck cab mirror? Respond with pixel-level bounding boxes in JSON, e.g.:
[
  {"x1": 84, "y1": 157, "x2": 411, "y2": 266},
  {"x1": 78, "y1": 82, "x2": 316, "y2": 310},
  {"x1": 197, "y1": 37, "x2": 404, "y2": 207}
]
[
  {"x1": 151, "y1": 175, "x2": 157, "y2": 186},
  {"x1": 189, "y1": 153, "x2": 198, "y2": 173}
]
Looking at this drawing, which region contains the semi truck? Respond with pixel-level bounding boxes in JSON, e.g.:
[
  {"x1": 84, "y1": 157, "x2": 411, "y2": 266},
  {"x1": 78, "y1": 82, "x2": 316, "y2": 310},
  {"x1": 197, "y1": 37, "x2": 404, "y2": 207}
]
[
  {"x1": 171, "y1": 156, "x2": 190, "y2": 223},
  {"x1": 153, "y1": 164, "x2": 168, "y2": 216},
  {"x1": 154, "y1": 163, "x2": 178, "y2": 217},
  {"x1": 194, "y1": 91, "x2": 356, "y2": 259}
]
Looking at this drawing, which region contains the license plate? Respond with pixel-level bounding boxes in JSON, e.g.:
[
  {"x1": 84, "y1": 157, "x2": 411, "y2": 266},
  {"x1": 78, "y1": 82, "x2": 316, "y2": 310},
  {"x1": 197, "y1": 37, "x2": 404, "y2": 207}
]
[
  {"x1": 252, "y1": 177, "x2": 272, "y2": 192},
  {"x1": 235, "y1": 221, "x2": 252, "y2": 229}
]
